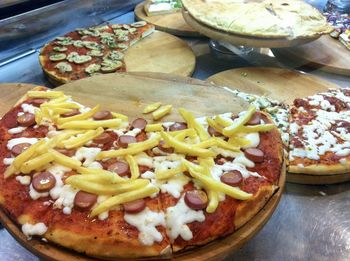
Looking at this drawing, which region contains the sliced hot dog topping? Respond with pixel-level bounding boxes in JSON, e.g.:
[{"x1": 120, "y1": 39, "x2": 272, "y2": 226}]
[
  {"x1": 11, "y1": 143, "x2": 31, "y2": 156},
  {"x1": 208, "y1": 125, "x2": 221, "y2": 137},
  {"x1": 123, "y1": 199, "x2": 146, "y2": 214},
  {"x1": 158, "y1": 140, "x2": 174, "y2": 153},
  {"x1": 61, "y1": 108, "x2": 80, "y2": 118},
  {"x1": 93, "y1": 110, "x2": 113, "y2": 120},
  {"x1": 32, "y1": 171, "x2": 56, "y2": 192},
  {"x1": 220, "y1": 170, "x2": 243, "y2": 186},
  {"x1": 74, "y1": 191, "x2": 97, "y2": 210},
  {"x1": 55, "y1": 148, "x2": 76, "y2": 157},
  {"x1": 247, "y1": 112, "x2": 261, "y2": 125},
  {"x1": 17, "y1": 113, "x2": 35, "y2": 127},
  {"x1": 169, "y1": 122, "x2": 187, "y2": 131},
  {"x1": 107, "y1": 161, "x2": 130, "y2": 177},
  {"x1": 118, "y1": 135, "x2": 136, "y2": 148},
  {"x1": 184, "y1": 190, "x2": 208, "y2": 210},
  {"x1": 93, "y1": 132, "x2": 112, "y2": 144},
  {"x1": 131, "y1": 118, "x2": 147, "y2": 130},
  {"x1": 244, "y1": 148, "x2": 264, "y2": 163},
  {"x1": 30, "y1": 98, "x2": 48, "y2": 107}
]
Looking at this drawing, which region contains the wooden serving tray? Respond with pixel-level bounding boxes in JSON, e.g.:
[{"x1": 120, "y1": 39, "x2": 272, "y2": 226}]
[
  {"x1": 207, "y1": 67, "x2": 350, "y2": 185},
  {"x1": 134, "y1": 2, "x2": 201, "y2": 37},
  {"x1": 0, "y1": 73, "x2": 285, "y2": 260},
  {"x1": 273, "y1": 35, "x2": 350, "y2": 76},
  {"x1": 182, "y1": 11, "x2": 320, "y2": 48}
]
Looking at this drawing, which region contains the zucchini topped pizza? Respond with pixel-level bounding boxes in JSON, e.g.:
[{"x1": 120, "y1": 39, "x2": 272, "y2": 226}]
[
  {"x1": 39, "y1": 22, "x2": 155, "y2": 85},
  {"x1": 0, "y1": 88, "x2": 284, "y2": 258}
]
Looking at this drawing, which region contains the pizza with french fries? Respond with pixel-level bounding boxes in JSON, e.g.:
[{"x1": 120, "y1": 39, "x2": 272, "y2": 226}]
[
  {"x1": 0, "y1": 87, "x2": 284, "y2": 258},
  {"x1": 39, "y1": 22, "x2": 155, "y2": 85}
]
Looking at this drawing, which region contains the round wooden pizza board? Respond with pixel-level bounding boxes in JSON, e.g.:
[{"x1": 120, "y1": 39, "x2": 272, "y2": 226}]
[
  {"x1": 207, "y1": 67, "x2": 350, "y2": 185},
  {"x1": 134, "y1": 2, "x2": 201, "y2": 37},
  {"x1": 182, "y1": 11, "x2": 321, "y2": 48},
  {"x1": 273, "y1": 35, "x2": 350, "y2": 76},
  {"x1": 44, "y1": 30, "x2": 196, "y2": 86},
  {"x1": 0, "y1": 73, "x2": 285, "y2": 260}
]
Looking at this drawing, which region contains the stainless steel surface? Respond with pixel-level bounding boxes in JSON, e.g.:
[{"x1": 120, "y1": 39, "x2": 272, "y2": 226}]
[{"x1": 0, "y1": 1, "x2": 350, "y2": 261}]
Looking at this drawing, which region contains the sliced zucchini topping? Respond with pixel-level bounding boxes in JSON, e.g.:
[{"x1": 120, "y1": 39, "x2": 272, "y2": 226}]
[
  {"x1": 101, "y1": 59, "x2": 122, "y2": 72},
  {"x1": 67, "y1": 52, "x2": 79, "y2": 62},
  {"x1": 87, "y1": 49, "x2": 104, "y2": 57},
  {"x1": 85, "y1": 63, "x2": 101, "y2": 74},
  {"x1": 73, "y1": 40, "x2": 85, "y2": 48},
  {"x1": 53, "y1": 46, "x2": 67, "y2": 52},
  {"x1": 73, "y1": 55, "x2": 92, "y2": 64},
  {"x1": 117, "y1": 43, "x2": 128, "y2": 51},
  {"x1": 84, "y1": 41, "x2": 103, "y2": 50},
  {"x1": 55, "y1": 62, "x2": 72, "y2": 73},
  {"x1": 108, "y1": 50, "x2": 124, "y2": 61},
  {"x1": 49, "y1": 53, "x2": 67, "y2": 62},
  {"x1": 131, "y1": 21, "x2": 147, "y2": 28}
]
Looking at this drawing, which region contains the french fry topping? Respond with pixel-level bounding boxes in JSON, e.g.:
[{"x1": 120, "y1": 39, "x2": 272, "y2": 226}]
[
  {"x1": 152, "y1": 104, "x2": 173, "y2": 120},
  {"x1": 143, "y1": 102, "x2": 162, "y2": 114},
  {"x1": 4, "y1": 89, "x2": 277, "y2": 217}
]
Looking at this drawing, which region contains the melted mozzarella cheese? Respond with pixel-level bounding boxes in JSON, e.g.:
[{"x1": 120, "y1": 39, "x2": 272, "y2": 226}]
[
  {"x1": 53, "y1": 185, "x2": 79, "y2": 215},
  {"x1": 3, "y1": 157, "x2": 15, "y2": 165},
  {"x1": 165, "y1": 196, "x2": 205, "y2": 242},
  {"x1": 89, "y1": 161, "x2": 103, "y2": 169},
  {"x1": 21, "y1": 103, "x2": 36, "y2": 114},
  {"x1": 22, "y1": 223, "x2": 47, "y2": 239},
  {"x1": 15, "y1": 175, "x2": 31, "y2": 185},
  {"x1": 97, "y1": 195, "x2": 110, "y2": 220},
  {"x1": 141, "y1": 170, "x2": 190, "y2": 199},
  {"x1": 290, "y1": 108, "x2": 350, "y2": 161},
  {"x1": 7, "y1": 137, "x2": 38, "y2": 150},
  {"x1": 159, "y1": 174, "x2": 190, "y2": 198},
  {"x1": 124, "y1": 207, "x2": 165, "y2": 246},
  {"x1": 233, "y1": 153, "x2": 255, "y2": 168},
  {"x1": 215, "y1": 162, "x2": 261, "y2": 179},
  {"x1": 29, "y1": 184, "x2": 49, "y2": 200},
  {"x1": 74, "y1": 147, "x2": 101, "y2": 167},
  {"x1": 241, "y1": 132, "x2": 260, "y2": 148},
  {"x1": 124, "y1": 128, "x2": 141, "y2": 137},
  {"x1": 8, "y1": 126, "x2": 26, "y2": 134}
]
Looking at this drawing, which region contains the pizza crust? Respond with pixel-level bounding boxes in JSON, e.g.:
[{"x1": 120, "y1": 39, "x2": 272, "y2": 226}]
[
  {"x1": 288, "y1": 159, "x2": 350, "y2": 175},
  {"x1": 45, "y1": 227, "x2": 171, "y2": 259},
  {"x1": 235, "y1": 184, "x2": 278, "y2": 229},
  {"x1": 39, "y1": 52, "x2": 69, "y2": 86}
]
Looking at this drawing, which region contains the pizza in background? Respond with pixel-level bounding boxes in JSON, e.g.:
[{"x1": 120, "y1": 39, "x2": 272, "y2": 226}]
[
  {"x1": 0, "y1": 88, "x2": 283, "y2": 258},
  {"x1": 39, "y1": 22, "x2": 155, "y2": 85},
  {"x1": 325, "y1": 12, "x2": 350, "y2": 50},
  {"x1": 182, "y1": 0, "x2": 333, "y2": 38},
  {"x1": 144, "y1": 0, "x2": 183, "y2": 16},
  {"x1": 288, "y1": 88, "x2": 350, "y2": 174}
]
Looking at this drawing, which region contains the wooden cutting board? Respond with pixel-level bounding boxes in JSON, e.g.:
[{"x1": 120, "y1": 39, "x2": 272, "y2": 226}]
[
  {"x1": 273, "y1": 35, "x2": 350, "y2": 76},
  {"x1": 134, "y1": 2, "x2": 201, "y2": 37},
  {"x1": 207, "y1": 67, "x2": 338, "y2": 105},
  {"x1": 0, "y1": 73, "x2": 285, "y2": 261},
  {"x1": 124, "y1": 31, "x2": 196, "y2": 77},
  {"x1": 182, "y1": 11, "x2": 320, "y2": 48},
  {"x1": 208, "y1": 67, "x2": 350, "y2": 185}
]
